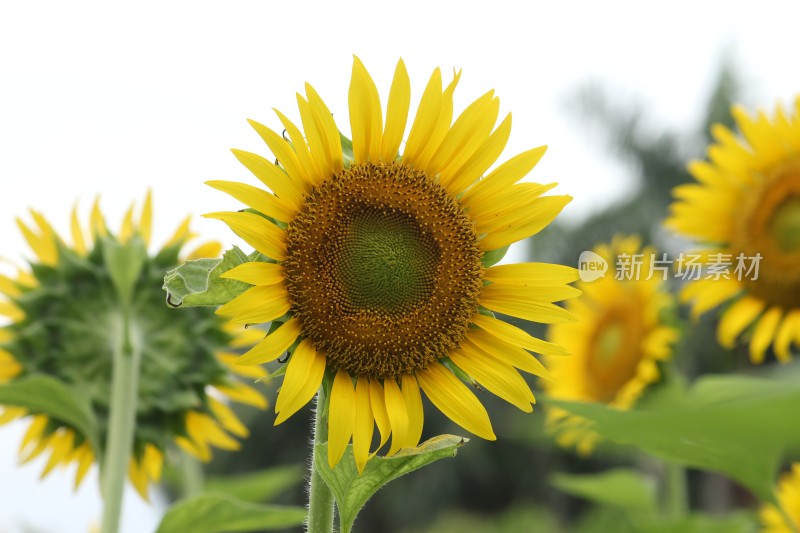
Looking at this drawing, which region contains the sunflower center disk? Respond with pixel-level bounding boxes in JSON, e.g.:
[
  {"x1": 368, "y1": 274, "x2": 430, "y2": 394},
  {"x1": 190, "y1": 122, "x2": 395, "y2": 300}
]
[
  {"x1": 735, "y1": 163, "x2": 800, "y2": 308},
  {"x1": 340, "y1": 208, "x2": 439, "y2": 312},
  {"x1": 586, "y1": 307, "x2": 644, "y2": 403},
  {"x1": 283, "y1": 161, "x2": 484, "y2": 379}
]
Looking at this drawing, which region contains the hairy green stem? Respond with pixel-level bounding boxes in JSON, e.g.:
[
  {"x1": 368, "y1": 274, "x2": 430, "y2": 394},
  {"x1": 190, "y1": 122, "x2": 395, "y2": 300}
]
[
  {"x1": 100, "y1": 309, "x2": 142, "y2": 533},
  {"x1": 307, "y1": 389, "x2": 334, "y2": 533},
  {"x1": 664, "y1": 462, "x2": 688, "y2": 518}
]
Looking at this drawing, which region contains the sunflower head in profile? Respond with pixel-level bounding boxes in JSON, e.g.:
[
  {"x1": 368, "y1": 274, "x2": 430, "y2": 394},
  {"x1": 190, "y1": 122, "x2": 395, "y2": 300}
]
[
  {"x1": 667, "y1": 100, "x2": 800, "y2": 364},
  {"x1": 0, "y1": 192, "x2": 266, "y2": 498},
  {"x1": 760, "y1": 464, "x2": 800, "y2": 533},
  {"x1": 204, "y1": 56, "x2": 578, "y2": 472},
  {"x1": 544, "y1": 236, "x2": 678, "y2": 454}
]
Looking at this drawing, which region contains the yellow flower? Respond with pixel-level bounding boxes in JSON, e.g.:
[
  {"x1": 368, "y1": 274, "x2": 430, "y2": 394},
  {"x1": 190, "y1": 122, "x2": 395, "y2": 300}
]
[
  {"x1": 544, "y1": 236, "x2": 678, "y2": 454},
  {"x1": 666, "y1": 100, "x2": 800, "y2": 363},
  {"x1": 206, "y1": 57, "x2": 577, "y2": 472},
  {"x1": 760, "y1": 464, "x2": 800, "y2": 533},
  {"x1": 0, "y1": 193, "x2": 266, "y2": 498}
]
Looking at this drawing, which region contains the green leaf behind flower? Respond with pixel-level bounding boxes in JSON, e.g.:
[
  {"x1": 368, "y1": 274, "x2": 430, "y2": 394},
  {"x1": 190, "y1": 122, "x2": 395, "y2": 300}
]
[
  {"x1": 547, "y1": 374, "x2": 800, "y2": 503},
  {"x1": 204, "y1": 464, "x2": 305, "y2": 503},
  {"x1": 162, "y1": 246, "x2": 253, "y2": 307},
  {"x1": 481, "y1": 246, "x2": 509, "y2": 268},
  {"x1": 315, "y1": 435, "x2": 467, "y2": 533},
  {"x1": 155, "y1": 493, "x2": 306, "y2": 533},
  {"x1": 551, "y1": 468, "x2": 658, "y2": 513},
  {"x1": 0, "y1": 375, "x2": 100, "y2": 452}
]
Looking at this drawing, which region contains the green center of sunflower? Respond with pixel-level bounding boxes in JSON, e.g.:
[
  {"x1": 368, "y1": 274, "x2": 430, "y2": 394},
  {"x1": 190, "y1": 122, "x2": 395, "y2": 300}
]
[
  {"x1": 283, "y1": 161, "x2": 483, "y2": 379},
  {"x1": 586, "y1": 306, "x2": 644, "y2": 403},
  {"x1": 771, "y1": 197, "x2": 800, "y2": 253},
  {"x1": 734, "y1": 162, "x2": 800, "y2": 308},
  {"x1": 339, "y1": 207, "x2": 439, "y2": 312}
]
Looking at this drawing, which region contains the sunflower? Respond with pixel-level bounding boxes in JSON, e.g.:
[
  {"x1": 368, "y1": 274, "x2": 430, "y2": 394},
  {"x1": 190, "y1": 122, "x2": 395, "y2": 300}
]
[
  {"x1": 205, "y1": 57, "x2": 577, "y2": 472},
  {"x1": 0, "y1": 193, "x2": 266, "y2": 498},
  {"x1": 666, "y1": 100, "x2": 800, "y2": 363},
  {"x1": 760, "y1": 464, "x2": 800, "y2": 533},
  {"x1": 544, "y1": 236, "x2": 678, "y2": 454}
]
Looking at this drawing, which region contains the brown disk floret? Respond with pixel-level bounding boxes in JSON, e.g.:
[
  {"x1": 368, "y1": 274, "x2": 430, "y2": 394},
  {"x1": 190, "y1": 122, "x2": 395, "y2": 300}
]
[{"x1": 283, "y1": 161, "x2": 484, "y2": 379}]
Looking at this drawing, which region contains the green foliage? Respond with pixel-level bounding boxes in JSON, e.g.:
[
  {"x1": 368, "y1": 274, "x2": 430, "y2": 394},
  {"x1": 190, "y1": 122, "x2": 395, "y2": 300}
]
[
  {"x1": 204, "y1": 464, "x2": 305, "y2": 504},
  {"x1": 162, "y1": 246, "x2": 252, "y2": 307},
  {"x1": 102, "y1": 236, "x2": 147, "y2": 306},
  {"x1": 155, "y1": 493, "x2": 306, "y2": 533},
  {"x1": 340, "y1": 132, "x2": 354, "y2": 166},
  {"x1": 547, "y1": 374, "x2": 800, "y2": 502},
  {"x1": 0, "y1": 375, "x2": 100, "y2": 451},
  {"x1": 481, "y1": 245, "x2": 509, "y2": 268},
  {"x1": 315, "y1": 435, "x2": 467, "y2": 533},
  {"x1": 551, "y1": 468, "x2": 657, "y2": 513}
]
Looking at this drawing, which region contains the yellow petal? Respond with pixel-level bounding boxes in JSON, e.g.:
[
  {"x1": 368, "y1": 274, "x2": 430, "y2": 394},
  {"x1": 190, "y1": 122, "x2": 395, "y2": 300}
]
[
  {"x1": 477, "y1": 195, "x2": 572, "y2": 250},
  {"x1": 465, "y1": 331, "x2": 552, "y2": 381},
  {"x1": 17, "y1": 217, "x2": 57, "y2": 266},
  {"x1": 403, "y1": 68, "x2": 443, "y2": 166},
  {"x1": 73, "y1": 442, "x2": 94, "y2": 489},
  {"x1": 139, "y1": 190, "x2": 153, "y2": 246},
  {"x1": 449, "y1": 348, "x2": 534, "y2": 412},
  {"x1": 353, "y1": 378, "x2": 374, "y2": 473},
  {"x1": 0, "y1": 300, "x2": 24, "y2": 322},
  {"x1": 70, "y1": 202, "x2": 87, "y2": 256},
  {"x1": 187, "y1": 241, "x2": 223, "y2": 260},
  {"x1": 230, "y1": 148, "x2": 306, "y2": 210},
  {"x1": 400, "y1": 375, "x2": 424, "y2": 449},
  {"x1": 774, "y1": 311, "x2": 800, "y2": 363},
  {"x1": 328, "y1": 369, "x2": 355, "y2": 468},
  {"x1": 466, "y1": 182, "x2": 558, "y2": 221},
  {"x1": 381, "y1": 59, "x2": 411, "y2": 162},
  {"x1": 187, "y1": 412, "x2": 241, "y2": 451},
  {"x1": 217, "y1": 382, "x2": 268, "y2": 409},
  {"x1": 209, "y1": 397, "x2": 249, "y2": 438},
  {"x1": 429, "y1": 91, "x2": 498, "y2": 179},
  {"x1": 368, "y1": 378, "x2": 391, "y2": 450},
  {"x1": 275, "y1": 339, "x2": 326, "y2": 424},
  {"x1": 143, "y1": 443, "x2": 163, "y2": 482},
  {"x1": 413, "y1": 69, "x2": 461, "y2": 169},
  {"x1": 417, "y1": 364, "x2": 495, "y2": 440},
  {"x1": 480, "y1": 294, "x2": 576, "y2": 324},
  {"x1": 41, "y1": 430, "x2": 74, "y2": 478},
  {"x1": 128, "y1": 457, "x2": 150, "y2": 500},
  {"x1": 296, "y1": 94, "x2": 333, "y2": 184},
  {"x1": 349, "y1": 56, "x2": 383, "y2": 162},
  {"x1": 481, "y1": 283, "x2": 581, "y2": 304},
  {"x1": 0, "y1": 406, "x2": 25, "y2": 425},
  {"x1": 305, "y1": 83, "x2": 344, "y2": 172},
  {"x1": 205, "y1": 180, "x2": 297, "y2": 223},
  {"x1": 248, "y1": 119, "x2": 313, "y2": 188},
  {"x1": 90, "y1": 196, "x2": 108, "y2": 239},
  {"x1": 717, "y1": 296, "x2": 765, "y2": 348},
  {"x1": 203, "y1": 211, "x2": 286, "y2": 261},
  {"x1": 749, "y1": 307, "x2": 782, "y2": 364},
  {"x1": 238, "y1": 317, "x2": 301, "y2": 365},
  {"x1": 20, "y1": 415, "x2": 48, "y2": 454},
  {"x1": 384, "y1": 378, "x2": 408, "y2": 455},
  {"x1": 461, "y1": 146, "x2": 548, "y2": 205},
  {"x1": 484, "y1": 263, "x2": 579, "y2": 286},
  {"x1": 472, "y1": 313, "x2": 568, "y2": 356},
  {"x1": 273, "y1": 108, "x2": 320, "y2": 184},
  {"x1": 215, "y1": 284, "x2": 290, "y2": 325},
  {"x1": 119, "y1": 203, "x2": 135, "y2": 244},
  {"x1": 220, "y1": 261, "x2": 285, "y2": 286},
  {"x1": 680, "y1": 279, "x2": 742, "y2": 320},
  {"x1": 446, "y1": 113, "x2": 512, "y2": 196}
]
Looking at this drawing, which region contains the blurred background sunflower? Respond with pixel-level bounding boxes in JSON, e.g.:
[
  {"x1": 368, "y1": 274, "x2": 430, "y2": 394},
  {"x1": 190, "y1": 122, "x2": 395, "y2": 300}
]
[
  {"x1": 667, "y1": 101, "x2": 800, "y2": 364},
  {"x1": 544, "y1": 236, "x2": 678, "y2": 454},
  {"x1": 0, "y1": 193, "x2": 266, "y2": 499}
]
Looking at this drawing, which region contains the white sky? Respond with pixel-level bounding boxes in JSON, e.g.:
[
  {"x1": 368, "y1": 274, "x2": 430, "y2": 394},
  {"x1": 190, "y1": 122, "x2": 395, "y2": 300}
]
[{"x1": 1, "y1": 1, "x2": 799, "y2": 531}]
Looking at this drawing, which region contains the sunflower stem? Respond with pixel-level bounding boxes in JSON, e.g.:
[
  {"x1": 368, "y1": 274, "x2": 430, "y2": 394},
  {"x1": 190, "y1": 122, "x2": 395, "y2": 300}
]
[
  {"x1": 100, "y1": 307, "x2": 142, "y2": 533},
  {"x1": 307, "y1": 388, "x2": 334, "y2": 533},
  {"x1": 663, "y1": 462, "x2": 688, "y2": 519},
  {"x1": 180, "y1": 451, "x2": 205, "y2": 497}
]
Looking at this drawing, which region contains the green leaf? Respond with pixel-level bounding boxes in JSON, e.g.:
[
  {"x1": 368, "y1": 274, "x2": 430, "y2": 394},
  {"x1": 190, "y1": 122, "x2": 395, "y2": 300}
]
[
  {"x1": 162, "y1": 246, "x2": 251, "y2": 308},
  {"x1": 551, "y1": 468, "x2": 657, "y2": 513},
  {"x1": 204, "y1": 464, "x2": 305, "y2": 503},
  {"x1": 547, "y1": 374, "x2": 800, "y2": 502},
  {"x1": 316, "y1": 435, "x2": 467, "y2": 533},
  {"x1": 0, "y1": 375, "x2": 100, "y2": 452},
  {"x1": 155, "y1": 493, "x2": 306, "y2": 533},
  {"x1": 481, "y1": 246, "x2": 509, "y2": 268},
  {"x1": 102, "y1": 236, "x2": 147, "y2": 306},
  {"x1": 633, "y1": 511, "x2": 757, "y2": 533}
]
